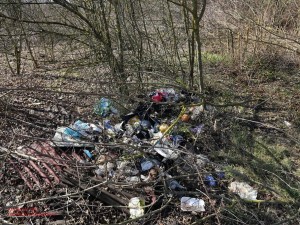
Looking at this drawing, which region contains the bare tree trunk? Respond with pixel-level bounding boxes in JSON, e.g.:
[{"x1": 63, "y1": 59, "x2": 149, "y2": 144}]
[
  {"x1": 15, "y1": 38, "x2": 22, "y2": 75},
  {"x1": 22, "y1": 24, "x2": 38, "y2": 68},
  {"x1": 166, "y1": 1, "x2": 185, "y2": 78},
  {"x1": 192, "y1": 0, "x2": 206, "y2": 96}
]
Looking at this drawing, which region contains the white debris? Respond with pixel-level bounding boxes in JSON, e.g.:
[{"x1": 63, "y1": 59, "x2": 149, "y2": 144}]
[
  {"x1": 154, "y1": 144, "x2": 179, "y2": 159},
  {"x1": 284, "y1": 120, "x2": 292, "y2": 127},
  {"x1": 180, "y1": 197, "x2": 205, "y2": 212},
  {"x1": 52, "y1": 127, "x2": 94, "y2": 147},
  {"x1": 196, "y1": 154, "x2": 210, "y2": 168},
  {"x1": 126, "y1": 176, "x2": 140, "y2": 183},
  {"x1": 95, "y1": 162, "x2": 115, "y2": 177},
  {"x1": 129, "y1": 197, "x2": 145, "y2": 219},
  {"x1": 228, "y1": 181, "x2": 258, "y2": 200},
  {"x1": 190, "y1": 106, "x2": 202, "y2": 120}
]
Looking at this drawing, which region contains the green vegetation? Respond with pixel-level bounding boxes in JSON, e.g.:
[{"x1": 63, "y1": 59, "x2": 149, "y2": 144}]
[{"x1": 202, "y1": 52, "x2": 230, "y2": 65}]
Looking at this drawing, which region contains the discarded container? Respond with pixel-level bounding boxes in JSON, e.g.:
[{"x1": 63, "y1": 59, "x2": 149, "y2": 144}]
[
  {"x1": 180, "y1": 197, "x2": 205, "y2": 212},
  {"x1": 132, "y1": 123, "x2": 141, "y2": 131},
  {"x1": 151, "y1": 132, "x2": 163, "y2": 143},
  {"x1": 103, "y1": 120, "x2": 114, "y2": 130},
  {"x1": 129, "y1": 197, "x2": 145, "y2": 219},
  {"x1": 228, "y1": 181, "x2": 258, "y2": 200},
  {"x1": 94, "y1": 98, "x2": 118, "y2": 117},
  {"x1": 159, "y1": 88, "x2": 178, "y2": 102}
]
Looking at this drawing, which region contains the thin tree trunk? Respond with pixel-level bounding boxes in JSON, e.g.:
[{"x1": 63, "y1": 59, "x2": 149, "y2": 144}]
[{"x1": 192, "y1": 0, "x2": 206, "y2": 96}]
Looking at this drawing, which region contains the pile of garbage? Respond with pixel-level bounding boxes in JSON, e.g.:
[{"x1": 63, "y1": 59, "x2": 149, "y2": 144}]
[{"x1": 1, "y1": 88, "x2": 259, "y2": 222}]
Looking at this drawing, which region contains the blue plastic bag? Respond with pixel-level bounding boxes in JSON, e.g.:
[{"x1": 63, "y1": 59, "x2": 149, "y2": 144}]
[
  {"x1": 63, "y1": 120, "x2": 91, "y2": 139},
  {"x1": 205, "y1": 175, "x2": 217, "y2": 186},
  {"x1": 94, "y1": 98, "x2": 118, "y2": 117}
]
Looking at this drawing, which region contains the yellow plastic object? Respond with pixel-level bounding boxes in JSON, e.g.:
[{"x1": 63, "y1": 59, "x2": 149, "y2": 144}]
[{"x1": 159, "y1": 124, "x2": 169, "y2": 133}]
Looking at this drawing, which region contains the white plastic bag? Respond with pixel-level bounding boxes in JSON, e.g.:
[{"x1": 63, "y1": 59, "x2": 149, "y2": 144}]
[
  {"x1": 228, "y1": 181, "x2": 258, "y2": 200},
  {"x1": 129, "y1": 197, "x2": 145, "y2": 218},
  {"x1": 154, "y1": 144, "x2": 179, "y2": 159}
]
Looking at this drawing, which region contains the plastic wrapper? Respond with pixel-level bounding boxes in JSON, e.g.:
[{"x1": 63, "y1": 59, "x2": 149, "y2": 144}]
[
  {"x1": 129, "y1": 197, "x2": 145, "y2": 219},
  {"x1": 181, "y1": 197, "x2": 205, "y2": 212},
  {"x1": 228, "y1": 181, "x2": 258, "y2": 200},
  {"x1": 94, "y1": 98, "x2": 118, "y2": 117},
  {"x1": 140, "y1": 159, "x2": 160, "y2": 171},
  {"x1": 154, "y1": 144, "x2": 179, "y2": 159}
]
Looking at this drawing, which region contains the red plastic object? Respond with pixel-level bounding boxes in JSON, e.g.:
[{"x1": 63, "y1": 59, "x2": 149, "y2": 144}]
[{"x1": 151, "y1": 92, "x2": 163, "y2": 102}]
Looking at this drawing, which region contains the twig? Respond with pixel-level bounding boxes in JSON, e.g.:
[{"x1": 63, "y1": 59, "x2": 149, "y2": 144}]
[
  {"x1": 235, "y1": 117, "x2": 300, "y2": 145},
  {"x1": 272, "y1": 208, "x2": 300, "y2": 225},
  {"x1": 5, "y1": 180, "x2": 108, "y2": 207},
  {"x1": 235, "y1": 117, "x2": 281, "y2": 130},
  {"x1": 191, "y1": 213, "x2": 218, "y2": 224}
]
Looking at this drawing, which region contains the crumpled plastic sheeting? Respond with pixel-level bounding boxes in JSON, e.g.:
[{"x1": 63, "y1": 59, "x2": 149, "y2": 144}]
[
  {"x1": 180, "y1": 197, "x2": 205, "y2": 212},
  {"x1": 228, "y1": 181, "x2": 258, "y2": 200},
  {"x1": 129, "y1": 197, "x2": 145, "y2": 219},
  {"x1": 94, "y1": 98, "x2": 118, "y2": 117},
  {"x1": 154, "y1": 143, "x2": 179, "y2": 159},
  {"x1": 52, "y1": 127, "x2": 94, "y2": 147}
]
